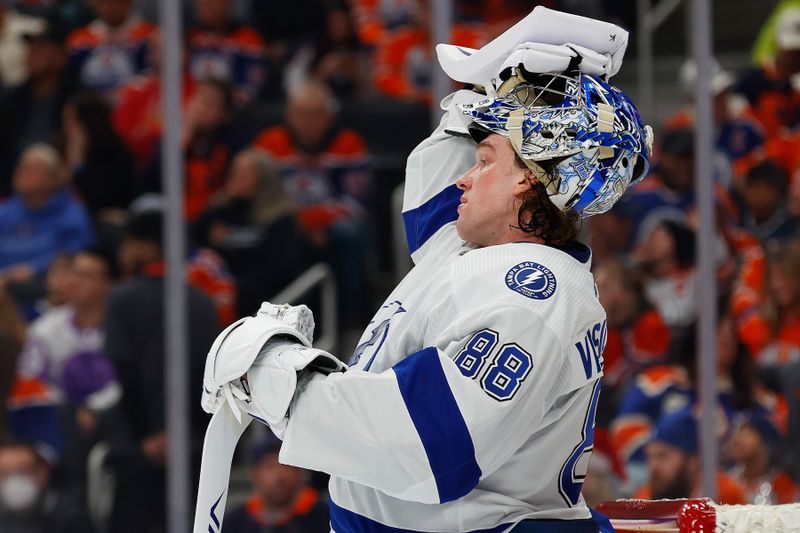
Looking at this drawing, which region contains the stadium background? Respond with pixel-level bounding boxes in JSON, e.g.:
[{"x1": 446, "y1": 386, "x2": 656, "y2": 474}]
[{"x1": 0, "y1": 0, "x2": 799, "y2": 531}]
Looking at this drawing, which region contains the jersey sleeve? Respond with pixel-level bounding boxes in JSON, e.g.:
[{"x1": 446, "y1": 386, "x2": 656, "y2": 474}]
[
  {"x1": 279, "y1": 304, "x2": 570, "y2": 504},
  {"x1": 402, "y1": 102, "x2": 475, "y2": 263}
]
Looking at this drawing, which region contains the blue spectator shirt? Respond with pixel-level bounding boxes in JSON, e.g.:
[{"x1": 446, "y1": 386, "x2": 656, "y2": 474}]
[{"x1": 0, "y1": 189, "x2": 94, "y2": 274}]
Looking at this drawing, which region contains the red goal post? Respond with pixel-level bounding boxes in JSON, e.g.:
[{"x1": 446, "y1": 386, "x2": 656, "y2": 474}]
[{"x1": 596, "y1": 498, "x2": 800, "y2": 532}]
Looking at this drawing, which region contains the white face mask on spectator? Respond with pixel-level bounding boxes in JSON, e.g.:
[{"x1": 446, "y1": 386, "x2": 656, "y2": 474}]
[{"x1": 0, "y1": 473, "x2": 40, "y2": 512}]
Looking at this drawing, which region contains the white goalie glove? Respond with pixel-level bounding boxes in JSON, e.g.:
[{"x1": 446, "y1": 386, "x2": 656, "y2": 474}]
[
  {"x1": 194, "y1": 302, "x2": 345, "y2": 533},
  {"x1": 201, "y1": 302, "x2": 316, "y2": 416},
  {"x1": 438, "y1": 6, "x2": 630, "y2": 137},
  {"x1": 243, "y1": 340, "x2": 345, "y2": 437},
  {"x1": 436, "y1": 6, "x2": 628, "y2": 90}
]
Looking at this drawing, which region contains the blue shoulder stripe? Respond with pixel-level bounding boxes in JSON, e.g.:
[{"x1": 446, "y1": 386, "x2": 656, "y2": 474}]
[
  {"x1": 402, "y1": 184, "x2": 462, "y2": 254},
  {"x1": 330, "y1": 500, "x2": 510, "y2": 533},
  {"x1": 392, "y1": 347, "x2": 481, "y2": 503}
]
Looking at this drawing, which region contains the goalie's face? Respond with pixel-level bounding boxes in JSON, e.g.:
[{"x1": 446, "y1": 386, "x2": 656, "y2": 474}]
[{"x1": 455, "y1": 134, "x2": 532, "y2": 247}]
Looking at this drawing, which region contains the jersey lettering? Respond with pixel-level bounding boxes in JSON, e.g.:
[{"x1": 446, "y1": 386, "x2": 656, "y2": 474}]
[
  {"x1": 558, "y1": 380, "x2": 601, "y2": 506},
  {"x1": 575, "y1": 320, "x2": 607, "y2": 379}
]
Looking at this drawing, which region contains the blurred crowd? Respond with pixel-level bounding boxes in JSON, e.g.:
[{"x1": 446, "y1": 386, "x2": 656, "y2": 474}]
[{"x1": 0, "y1": 0, "x2": 798, "y2": 531}]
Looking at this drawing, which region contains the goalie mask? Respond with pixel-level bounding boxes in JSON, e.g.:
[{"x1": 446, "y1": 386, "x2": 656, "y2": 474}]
[{"x1": 458, "y1": 69, "x2": 654, "y2": 218}]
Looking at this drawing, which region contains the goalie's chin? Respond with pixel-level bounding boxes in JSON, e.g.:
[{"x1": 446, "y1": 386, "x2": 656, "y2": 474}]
[{"x1": 455, "y1": 215, "x2": 481, "y2": 247}]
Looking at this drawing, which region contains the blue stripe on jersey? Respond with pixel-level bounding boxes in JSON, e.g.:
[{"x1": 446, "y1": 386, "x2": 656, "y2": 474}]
[
  {"x1": 329, "y1": 501, "x2": 511, "y2": 533},
  {"x1": 402, "y1": 184, "x2": 462, "y2": 254},
  {"x1": 392, "y1": 347, "x2": 481, "y2": 503}
]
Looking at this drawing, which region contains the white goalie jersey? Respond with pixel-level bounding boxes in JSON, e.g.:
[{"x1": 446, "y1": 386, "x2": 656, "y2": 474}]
[{"x1": 278, "y1": 111, "x2": 609, "y2": 532}]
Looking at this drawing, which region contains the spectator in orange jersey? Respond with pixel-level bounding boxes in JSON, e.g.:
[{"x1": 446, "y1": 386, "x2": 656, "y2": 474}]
[
  {"x1": 350, "y1": 0, "x2": 418, "y2": 46},
  {"x1": 637, "y1": 408, "x2": 747, "y2": 505},
  {"x1": 252, "y1": 80, "x2": 371, "y2": 323},
  {"x1": 594, "y1": 259, "x2": 671, "y2": 390},
  {"x1": 188, "y1": 0, "x2": 268, "y2": 105},
  {"x1": 139, "y1": 79, "x2": 236, "y2": 221},
  {"x1": 611, "y1": 313, "x2": 774, "y2": 492},
  {"x1": 726, "y1": 411, "x2": 799, "y2": 504},
  {"x1": 735, "y1": 8, "x2": 800, "y2": 134},
  {"x1": 373, "y1": 0, "x2": 487, "y2": 105},
  {"x1": 738, "y1": 242, "x2": 800, "y2": 366},
  {"x1": 112, "y1": 30, "x2": 198, "y2": 170},
  {"x1": 65, "y1": 0, "x2": 155, "y2": 95},
  {"x1": 179, "y1": 78, "x2": 235, "y2": 221},
  {"x1": 224, "y1": 437, "x2": 330, "y2": 532}
]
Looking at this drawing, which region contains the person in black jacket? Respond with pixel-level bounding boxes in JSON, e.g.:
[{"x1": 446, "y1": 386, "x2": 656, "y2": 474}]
[
  {"x1": 193, "y1": 148, "x2": 305, "y2": 316},
  {"x1": 102, "y1": 210, "x2": 219, "y2": 533},
  {"x1": 61, "y1": 91, "x2": 137, "y2": 221},
  {"x1": 0, "y1": 18, "x2": 81, "y2": 197}
]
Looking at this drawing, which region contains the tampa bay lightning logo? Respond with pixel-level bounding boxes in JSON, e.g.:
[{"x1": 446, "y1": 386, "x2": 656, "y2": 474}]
[{"x1": 505, "y1": 262, "x2": 557, "y2": 300}]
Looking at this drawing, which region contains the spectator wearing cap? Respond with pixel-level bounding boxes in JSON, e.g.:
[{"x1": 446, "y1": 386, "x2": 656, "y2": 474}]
[
  {"x1": 253, "y1": 80, "x2": 371, "y2": 324},
  {"x1": 0, "y1": 18, "x2": 82, "y2": 196},
  {"x1": 0, "y1": 144, "x2": 94, "y2": 293},
  {"x1": 736, "y1": 7, "x2": 800, "y2": 133},
  {"x1": 187, "y1": 0, "x2": 268, "y2": 104},
  {"x1": 635, "y1": 408, "x2": 747, "y2": 505},
  {"x1": 610, "y1": 312, "x2": 771, "y2": 492},
  {"x1": 616, "y1": 129, "x2": 695, "y2": 245},
  {"x1": 65, "y1": 0, "x2": 155, "y2": 95},
  {"x1": 0, "y1": 439, "x2": 95, "y2": 533},
  {"x1": 224, "y1": 437, "x2": 329, "y2": 533},
  {"x1": 618, "y1": 128, "x2": 735, "y2": 247},
  {"x1": 740, "y1": 160, "x2": 798, "y2": 244},
  {"x1": 666, "y1": 60, "x2": 764, "y2": 168},
  {"x1": 726, "y1": 411, "x2": 799, "y2": 504},
  {"x1": 103, "y1": 210, "x2": 219, "y2": 533},
  {"x1": 0, "y1": 3, "x2": 45, "y2": 86}
]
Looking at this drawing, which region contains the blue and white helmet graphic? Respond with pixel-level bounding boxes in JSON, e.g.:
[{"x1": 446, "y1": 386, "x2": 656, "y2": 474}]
[{"x1": 458, "y1": 71, "x2": 654, "y2": 218}]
